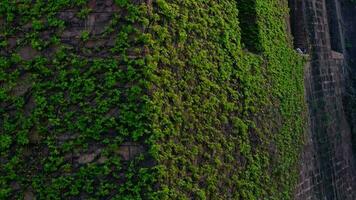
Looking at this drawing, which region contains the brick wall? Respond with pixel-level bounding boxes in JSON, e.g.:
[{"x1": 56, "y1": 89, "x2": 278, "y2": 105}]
[{"x1": 292, "y1": 0, "x2": 356, "y2": 199}]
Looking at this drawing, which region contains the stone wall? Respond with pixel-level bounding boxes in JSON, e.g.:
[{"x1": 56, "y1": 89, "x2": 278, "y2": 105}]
[
  {"x1": 340, "y1": 0, "x2": 356, "y2": 169},
  {"x1": 0, "y1": 1, "x2": 149, "y2": 198},
  {"x1": 1, "y1": 0, "x2": 145, "y2": 164},
  {"x1": 292, "y1": 0, "x2": 356, "y2": 199}
]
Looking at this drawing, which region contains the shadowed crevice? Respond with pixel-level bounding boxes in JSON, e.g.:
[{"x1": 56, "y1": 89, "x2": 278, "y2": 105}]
[{"x1": 237, "y1": 0, "x2": 261, "y2": 53}]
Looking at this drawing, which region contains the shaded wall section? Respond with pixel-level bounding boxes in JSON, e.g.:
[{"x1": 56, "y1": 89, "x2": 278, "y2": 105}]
[
  {"x1": 340, "y1": 0, "x2": 356, "y2": 167},
  {"x1": 0, "y1": 1, "x2": 153, "y2": 199},
  {"x1": 291, "y1": 0, "x2": 356, "y2": 199}
]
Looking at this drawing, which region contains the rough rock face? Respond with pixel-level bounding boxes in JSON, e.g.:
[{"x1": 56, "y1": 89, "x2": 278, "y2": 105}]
[{"x1": 290, "y1": 0, "x2": 356, "y2": 199}]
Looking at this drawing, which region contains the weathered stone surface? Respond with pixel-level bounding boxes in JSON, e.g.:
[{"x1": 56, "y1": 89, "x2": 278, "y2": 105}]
[
  {"x1": 24, "y1": 190, "x2": 34, "y2": 200},
  {"x1": 115, "y1": 142, "x2": 144, "y2": 161},
  {"x1": 18, "y1": 46, "x2": 39, "y2": 61},
  {"x1": 290, "y1": 0, "x2": 356, "y2": 199},
  {"x1": 77, "y1": 149, "x2": 101, "y2": 164},
  {"x1": 116, "y1": 144, "x2": 130, "y2": 161},
  {"x1": 97, "y1": 156, "x2": 108, "y2": 164}
]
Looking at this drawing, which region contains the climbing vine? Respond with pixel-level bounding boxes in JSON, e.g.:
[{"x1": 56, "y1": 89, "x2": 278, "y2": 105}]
[
  {"x1": 0, "y1": 0, "x2": 305, "y2": 199},
  {"x1": 146, "y1": 0, "x2": 306, "y2": 199},
  {"x1": 0, "y1": 1, "x2": 154, "y2": 199}
]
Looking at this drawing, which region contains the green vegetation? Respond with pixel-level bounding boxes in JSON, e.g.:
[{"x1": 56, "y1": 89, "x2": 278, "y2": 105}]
[{"x1": 0, "y1": 0, "x2": 306, "y2": 199}]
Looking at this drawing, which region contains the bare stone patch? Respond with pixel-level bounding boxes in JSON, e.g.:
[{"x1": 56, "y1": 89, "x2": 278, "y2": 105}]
[
  {"x1": 77, "y1": 149, "x2": 101, "y2": 164},
  {"x1": 24, "y1": 189, "x2": 35, "y2": 200},
  {"x1": 115, "y1": 142, "x2": 145, "y2": 161},
  {"x1": 116, "y1": 145, "x2": 130, "y2": 161},
  {"x1": 18, "y1": 46, "x2": 39, "y2": 61}
]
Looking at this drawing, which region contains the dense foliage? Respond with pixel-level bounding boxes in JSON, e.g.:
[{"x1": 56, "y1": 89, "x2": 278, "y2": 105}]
[{"x1": 0, "y1": 0, "x2": 305, "y2": 199}]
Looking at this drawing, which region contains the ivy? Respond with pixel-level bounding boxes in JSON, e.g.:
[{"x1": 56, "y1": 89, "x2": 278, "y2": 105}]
[
  {"x1": 0, "y1": 0, "x2": 305, "y2": 199},
  {"x1": 146, "y1": 0, "x2": 306, "y2": 199}
]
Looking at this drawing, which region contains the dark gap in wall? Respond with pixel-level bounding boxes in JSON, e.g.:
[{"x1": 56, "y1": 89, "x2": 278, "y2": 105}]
[
  {"x1": 325, "y1": 0, "x2": 343, "y2": 53},
  {"x1": 236, "y1": 0, "x2": 261, "y2": 53},
  {"x1": 288, "y1": 0, "x2": 309, "y2": 52}
]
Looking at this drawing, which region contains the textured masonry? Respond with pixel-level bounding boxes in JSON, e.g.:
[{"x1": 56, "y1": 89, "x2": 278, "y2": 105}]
[{"x1": 291, "y1": 0, "x2": 356, "y2": 199}]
